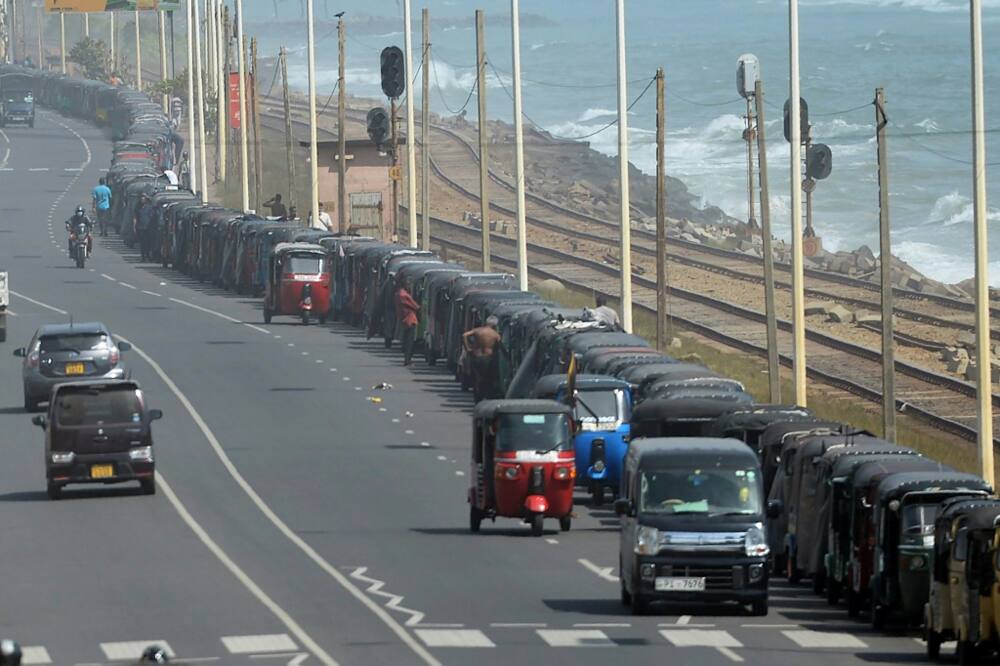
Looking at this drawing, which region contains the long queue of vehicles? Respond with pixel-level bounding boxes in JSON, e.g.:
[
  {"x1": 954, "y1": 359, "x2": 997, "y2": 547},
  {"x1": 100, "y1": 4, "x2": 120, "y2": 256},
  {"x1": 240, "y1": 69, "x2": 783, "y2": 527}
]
[{"x1": 10, "y1": 62, "x2": 1000, "y2": 661}]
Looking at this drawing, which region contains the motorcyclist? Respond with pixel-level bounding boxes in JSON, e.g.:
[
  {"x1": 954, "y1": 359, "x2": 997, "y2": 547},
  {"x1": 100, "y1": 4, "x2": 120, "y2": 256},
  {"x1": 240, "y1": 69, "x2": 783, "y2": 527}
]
[{"x1": 65, "y1": 206, "x2": 94, "y2": 258}]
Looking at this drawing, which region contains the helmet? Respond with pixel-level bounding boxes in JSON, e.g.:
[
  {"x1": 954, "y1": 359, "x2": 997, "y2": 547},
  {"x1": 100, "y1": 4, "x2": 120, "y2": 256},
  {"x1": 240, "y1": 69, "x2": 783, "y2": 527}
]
[
  {"x1": 75, "y1": 206, "x2": 85, "y2": 216},
  {"x1": 0, "y1": 640, "x2": 22, "y2": 666}
]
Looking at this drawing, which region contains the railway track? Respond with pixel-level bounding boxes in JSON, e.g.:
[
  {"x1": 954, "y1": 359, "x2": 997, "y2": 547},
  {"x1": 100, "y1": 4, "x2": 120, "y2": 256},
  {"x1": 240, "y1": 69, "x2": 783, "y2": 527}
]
[{"x1": 254, "y1": 99, "x2": 1000, "y2": 447}]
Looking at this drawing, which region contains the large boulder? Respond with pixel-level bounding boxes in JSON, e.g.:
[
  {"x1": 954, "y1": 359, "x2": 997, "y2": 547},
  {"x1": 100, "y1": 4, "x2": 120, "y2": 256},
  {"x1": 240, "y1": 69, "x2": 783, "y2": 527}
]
[{"x1": 827, "y1": 304, "x2": 855, "y2": 324}]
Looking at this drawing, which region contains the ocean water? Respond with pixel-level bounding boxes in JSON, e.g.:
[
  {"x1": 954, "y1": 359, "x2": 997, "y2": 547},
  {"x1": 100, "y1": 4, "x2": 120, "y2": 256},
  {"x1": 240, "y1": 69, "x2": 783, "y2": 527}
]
[{"x1": 247, "y1": 0, "x2": 1000, "y2": 285}]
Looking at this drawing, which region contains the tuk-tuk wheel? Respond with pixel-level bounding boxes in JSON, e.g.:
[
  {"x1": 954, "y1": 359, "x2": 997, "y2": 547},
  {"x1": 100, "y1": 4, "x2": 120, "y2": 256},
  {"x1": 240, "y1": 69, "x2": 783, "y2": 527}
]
[
  {"x1": 301, "y1": 310, "x2": 310, "y2": 325},
  {"x1": 620, "y1": 582, "x2": 631, "y2": 607},
  {"x1": 750, "y1": 599, "x2": 768, "y2": 617},
  {"x1": 826, "y1": 578, "x2": 841, "y2": 606},
  {"x1": 926, "y1": 629, "x2": 942, "y2": 660},
  {"x1": 469, "y1": 506, "x2": 482, "y2": 533},
  {"x1": 957, "y1": 640, "x2": 976, "y2": 666},
  {"x1": 530, "y1": 513, "x2": 544, "y2": 537},
  {"x1": 591, "y1": 484, "x2": 606, "y2": 507},
  {"x1": 846, "y1": 587, "x2": 861, "y2": 617},
  {"x1": 811, "y1": 571, "x2": 825, "y2": 595},
  {"x1": 559, "y1": 516, "x2": 572, "y2": 532},
  {"x1": 786, "y1": 555, "x2": 801, "y2": 584},
  {"x1": 320, "y1": 313, "x2": 328, "y2": 325},
  {"x1": 140, "y1": 477, "x2": 156, "y2": 496},
  {"x1": 871, "y1": 600, "x2": 887, "y2": 630}
]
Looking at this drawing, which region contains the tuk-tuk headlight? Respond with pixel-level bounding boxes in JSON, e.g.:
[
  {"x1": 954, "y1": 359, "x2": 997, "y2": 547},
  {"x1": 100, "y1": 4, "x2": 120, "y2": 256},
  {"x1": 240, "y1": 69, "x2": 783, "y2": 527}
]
[
  {"x1": 554, "y1": 466, "x2": 574, "y2": 481},
  {"x1": 497, "y1": 464, "x2": 519, "y2": 480},
  {"x1": 909, "y1": 555, "x2": 928, "y2": 571},
  {"x1": 635, "y1": 526, "x2": 660, "y2": 555},
  {"x1": 745, "y1": 525, "x2": 769, "y2": 557},
  {"x1": 923, "y1": 535, "x2": 935, "y2": 547},
  {"x1": 50, "y1": 451, "x2": 75, "y2": 464},
  {"x1": 592, "y1": 460, "x2": 606, "y2": 473}
]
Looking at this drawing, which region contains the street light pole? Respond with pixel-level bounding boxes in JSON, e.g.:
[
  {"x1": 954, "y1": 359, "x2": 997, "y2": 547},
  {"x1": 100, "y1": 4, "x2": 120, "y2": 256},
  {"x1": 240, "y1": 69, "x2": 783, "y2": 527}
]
[
  {"x1": 236, "y1": 0, "x2": 250, "y2": 212},
  {"x1": 615, "y1": 0, "x2": 633, "y2": 333},
  {"x1": 306, "y1": 0, "x2": 320, "y2": 227},
  {"x1": 186, "y1": 0, "x2": 197, "y2": 195},
  {"x1": 403, "y1": 0, "x2": 417, "y2": 247},
  {"x1": 788, "y1": 0, "x2": 807, "y2": 406},
  {"x1": 511, "y1": 0, "x2": 528, "y2": 291},
  {"x1": 193, "y1": 0, "x2": 207, "y2": 203},
  {"x1": 134, "y1": 10, "x2": 141, "y2": 88}
]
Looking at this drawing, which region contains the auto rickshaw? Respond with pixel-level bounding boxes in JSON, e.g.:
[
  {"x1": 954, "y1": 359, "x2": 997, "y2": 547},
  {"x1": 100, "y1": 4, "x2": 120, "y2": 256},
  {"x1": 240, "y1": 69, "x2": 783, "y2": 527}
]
[
  {"x1": 263, "y1": 242, "x2": 331, "y2": 325},
  {"x1": 468, "y1": 399, "x2": 575, "y2": 536},
  {"x1": 531, "y1": 374, "x2": 633, "y2": 505},
  {"x1": 868, "y1": 471, "x2": 991, "y2": 629}
]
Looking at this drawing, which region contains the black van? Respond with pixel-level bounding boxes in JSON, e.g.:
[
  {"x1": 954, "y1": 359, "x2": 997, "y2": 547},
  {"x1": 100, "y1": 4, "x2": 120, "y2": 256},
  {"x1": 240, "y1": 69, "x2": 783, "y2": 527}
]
[
  {"x1": 32, "y1": 380, "x2": 163, "y2": 499},
  {"x1": 615, "y1": 437, "x2": 772, "y2": 615}
]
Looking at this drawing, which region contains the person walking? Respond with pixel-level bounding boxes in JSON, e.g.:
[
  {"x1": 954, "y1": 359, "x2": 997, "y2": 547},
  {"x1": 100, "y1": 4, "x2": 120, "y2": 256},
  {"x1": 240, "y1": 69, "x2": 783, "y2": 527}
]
[{"x1": 394, "y1": 277, "x2": 420, "y2": 366}]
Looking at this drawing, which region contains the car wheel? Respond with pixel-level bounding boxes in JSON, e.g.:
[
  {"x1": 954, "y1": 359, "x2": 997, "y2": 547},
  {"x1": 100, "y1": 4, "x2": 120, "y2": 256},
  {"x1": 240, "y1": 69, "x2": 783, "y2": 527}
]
[
  {"x1": 750, "y1": 599, "x2": 768, "y2": 617},
  {"x1": 559, "y1": 516, "x2": 572, "y2": 532},
  {"x1": 140, "y1": 477, "x2": 156, "y2": 495},
  {"x1": 630, "y1": 591, "x2": 650, "y2": 616},
  {"x1": 46, "y1": 483, "x2": 62, "y2": 500},
  {"x1": 530, "y1": 513, "x2": 544, "y2": 537},
  {"x1": 469, "y1": 506, "x2": 482, "y2": 533}
]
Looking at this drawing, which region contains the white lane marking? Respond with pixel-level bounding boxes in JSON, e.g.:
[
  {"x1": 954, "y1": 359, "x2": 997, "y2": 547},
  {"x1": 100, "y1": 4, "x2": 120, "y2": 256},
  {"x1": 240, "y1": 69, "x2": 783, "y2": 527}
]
[
  {"x1": 781, "y1": 630, "x2": 867, "y2": 649},
  {"x1": 414, "y1": 623, "x2": 465, "y2": 628},
  {"x1": 119, "y1": 281, "x2": 137, "y2": 290},
  {"x1": 221, "y1": 634, "x2": 298, "y2": 654},
  {"x1": 101, "y1": 273, "x2": 115, "y2": 281},
  {"x1": 677, "y1": 615, "x2": 691, "y2": 625},
  {"x1": 10, "y1": 291, "x2": 68, "y2": 315},
  {"x1": 100, "y1": 641, "x2": 174, "y2": 660},
  {"x1": 573, "y1": 623, "x2": 630, "y2": 628},
  {"x1": 64, "y1": 167, "x2": 83, "y2": 171},
  {"x1": 415, "y1": 630, "x2": 494, "y2": 648},
  {"x1": 578, "y1": 558, "x2": 618, "y2": 582},
  {"x1": 169, "y1": 297, "x2": 241, "y2": 323},
  {"x1": 156, "y1": 474, "x2": 336, "y2": 665},
  {"x1": 141, "y1": 290, "x2": 162, "y2": 297},
  {"x1": 117, "y1": 337, "x2": 439, "y2": 666},
  {"x1": 0, "y1": 167, "x2": 11, "y2": 172},
  {"x1": 545, "y1": 538, "x2": 558, "y2": 544},
  {"x1": 348, "y1": 567, "x2": 425, "y2": 627},
  {"x1": 315, "y1": 359, "x2": 324, "y2": 363},
  {"x1": 244, "y1": 323, "x2": 270, "y2": 334},
  {"x1": 536, "y1": 630, "x2": 614, "y2": 647},
  {"x1": 20, "y1": 646, "x2": 52, "y2": 665},
  {"x1": 660, "y1": 630, "x2": 743, "y2": 662},
  {"x1": 742, "y1": 623, "x2": 798, "y2": 628},
  {"x1": 5, "y1": 309, "x2": 16, "y2": 317},
  {"x1": 245, "y1": 654, "x2": 307, "y2": 664},
  {"x1": 489, "y1": 623, "x2": 547, "y2": 628},
  {"x1": 28, "y1": 167, "x2": 48, "y2": 172},
  {"x1": 717, "y1": 647, "x2": 744, "y2": 662},
  {"x1": 454, "y1": 470, "x2": 465, "y2": 476}
]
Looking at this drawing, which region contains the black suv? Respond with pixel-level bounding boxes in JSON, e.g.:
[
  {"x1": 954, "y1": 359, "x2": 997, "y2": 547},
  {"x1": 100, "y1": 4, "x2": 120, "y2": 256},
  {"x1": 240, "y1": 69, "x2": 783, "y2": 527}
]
[{"x1": 32, "y1": 380, "x2": 162, "y2": 499}]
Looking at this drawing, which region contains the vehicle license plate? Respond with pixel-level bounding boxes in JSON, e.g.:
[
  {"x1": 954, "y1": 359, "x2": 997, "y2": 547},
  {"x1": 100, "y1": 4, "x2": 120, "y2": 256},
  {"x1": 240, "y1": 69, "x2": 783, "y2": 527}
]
[
  {"x1": 65, "y1": 362, "x2": 85, "y2": 375},
  {"x1": 90, "y1": 464, "x2": 114, "y2": 479},
  {"x1": 656, "y1": 577, "x2": 706, "y2": 592}
]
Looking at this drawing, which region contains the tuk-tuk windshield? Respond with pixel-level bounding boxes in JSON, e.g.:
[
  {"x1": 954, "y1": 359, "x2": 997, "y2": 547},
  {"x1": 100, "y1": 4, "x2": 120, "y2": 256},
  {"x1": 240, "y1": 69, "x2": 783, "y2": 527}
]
[
  {"x1": 55, "y1": 388, "x2": 142, "y2": 427},
  {"x1": 573, "y1": 389, "x2": 624, "y2": 430},
  {"x1": 902, "y1": 503, "x2": 938, "y2": 542},
  {"x1": 639, "y1": 467, "x2": 762, "y2": 516},
  {"x1": 286, "y1": 254, "x2": 324, "y2": 274},
  {"x1": 495, "y1": 413, "x2": 571, "y2": 452}
]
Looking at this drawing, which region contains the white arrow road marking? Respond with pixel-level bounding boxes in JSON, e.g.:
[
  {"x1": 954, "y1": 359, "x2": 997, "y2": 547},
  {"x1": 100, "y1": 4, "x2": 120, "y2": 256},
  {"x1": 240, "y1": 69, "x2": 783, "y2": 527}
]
[
  {"x1": 578, "y1": 558, "x2": 618, "y2": 582},
  {"x1": 349, "y1": 567, "x2": 425, "y2": 626}
]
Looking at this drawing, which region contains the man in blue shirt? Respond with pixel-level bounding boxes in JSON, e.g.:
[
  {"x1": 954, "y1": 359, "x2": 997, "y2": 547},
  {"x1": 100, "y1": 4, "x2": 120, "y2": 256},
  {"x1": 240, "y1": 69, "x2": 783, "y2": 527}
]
[{"x1": 91, "y1": 177, "x2": 112, "y2": 237}]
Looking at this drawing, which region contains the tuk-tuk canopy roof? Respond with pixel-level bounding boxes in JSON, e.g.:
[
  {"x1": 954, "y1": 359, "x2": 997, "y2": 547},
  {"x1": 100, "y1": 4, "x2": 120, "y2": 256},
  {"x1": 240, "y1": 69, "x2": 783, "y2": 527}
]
[
  {"x1": 792, "y1": 430, "x2": 874, "y2": 462},
  {"x1": 532, "y1": 374, "x2": 632, "y2": 398},
  {"x1": 821, "y1": 436, "x2": 911, "y2": 464},
  {"x1": 708, "y1": 405, "x2": 814, "y2": 436},
  {"x1": 851, "y1": 456, "x2": 952, "y2": 490},
  {"x1": 952, "y1": 501, "x2": 1000, "y2": 531},
  {"x1": 566, "y1": 332, "x2": 649, "y2": 354},
  {"x1": 647, "y1": 377, "x2": 745, "y2": 395},
  {"x1": 629, "y1": 437, "x2": 758, "y2": 468},
  {"x1": 272, "y1": 242, "x2": 326, "y2": 256},
  {"x1": 632, "y1": 395, "x2": 751, "y2": 422},
  {"x1": 875, "y1": 471, "x2": 990, "y2": 503},
  {"x1": 474, "y1": 399, "x2": 573, "y2": 419},
  {"x1": 757, "y1": 420, "x2": 844, "y2": 451},
  {"x1": 617, "y1": 362, "x2": 682, "y2": 383}
]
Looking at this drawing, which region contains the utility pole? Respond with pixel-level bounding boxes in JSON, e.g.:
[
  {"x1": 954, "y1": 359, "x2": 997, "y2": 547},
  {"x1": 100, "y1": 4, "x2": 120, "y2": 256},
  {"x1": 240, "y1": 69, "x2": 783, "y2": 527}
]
[
  {"x1": 59, "y1": 11, "x2": 64, "y2": 74},
  {"x1": 305, "y1": 0, "x2": 319, "y2": 227},
  {"x1": 874, "y1": 87, "x2": 896, "y2": 441},
  {"x1": 475, "y1": 9, "x2": 489, "y2": 271},
  {"x1": 206, "y1": 0, "x2": 215, "y2": 96},
  {"x1": 251, "y1": 38, "x2": 263, "y2": 211},
  {"x1": 655, "y1": 67, "x2": 667, "y2": 351},
  {"x1": 168, "y1": 10, "x2": 175, "y2": 77},
  {"x1": 337, "y1": 14, "x2": 346, "y2": 233},
  {"x1": 84, "y1": 13, "x2": 89, "y2": 38},
  {"x1": 280, "y1": 46, "x2": 296, "y2": 211},
  {"x1": 615, "y1": 0, "x2": 632, "y2": 333},
  {"x1": 511, "y1": 0, "x2": 527, "y2": 290},
  {"x1": 403, "y1": 0, "x2": 417, "y2": 247},
  {"x1": 134, "y1": 10, "x2": 141, "y2": 88},
  {"x1": 390, "y1": 97, "x2": 399, "y2": 239},
  {"x1": 970, "y1": 0, "x2": 994, "y2": 486},
  {"x1": 194, "y1": 0, "x2": 208, "y2": 203},
  {"x1": 158, "y1": 11, "x2": 168, "y2": 112},
  {"x1": 109, "y1": 11, "x2": 115, "y2": 69},
  {"x1": 216, "y1": 3, "x2": 227, "y2": 182},
  {"x1": 186, "y1": 0, "x2": 197, "y2": 195},
  {"x1": 35, "y1": 4, "x2": 41, "y2": 72},
  {"x1": 755, "y1": 78, "x2": 781, "y2": 403},
  {"x1": 745, "y1": 96, "x2": 757, "y2": 231},
  {"x1": 420, "y1": 7, "x2": 430, "y2": 249},
  {"x1": 788, "y1": 0, "x2": 807, "y2": 406},
  {"x1": 236, "y1": 0, "x2": 249, "y2": 212}
]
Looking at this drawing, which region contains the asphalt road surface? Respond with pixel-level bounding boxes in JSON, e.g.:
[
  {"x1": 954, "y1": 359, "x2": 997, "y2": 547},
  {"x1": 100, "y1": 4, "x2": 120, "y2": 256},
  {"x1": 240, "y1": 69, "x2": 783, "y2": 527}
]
[{"x1": 0, "y1": 110, "x2": 934, "y2": 665}]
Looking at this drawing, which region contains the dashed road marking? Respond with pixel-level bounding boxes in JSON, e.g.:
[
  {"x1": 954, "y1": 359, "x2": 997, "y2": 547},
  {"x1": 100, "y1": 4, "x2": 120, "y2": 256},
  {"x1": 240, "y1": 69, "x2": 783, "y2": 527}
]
[
  {"x1": 119, "y1": 281, "x2": 137, "y2": 290},
  {"x1": 28, "y1": 167, "x2": 48, "y2": 172},
  {"x1": 660, "y1": 630, "x2": 743, "y2": 662},
  {"x1": 11, "y1": 291, "x2": 68, "y2": 315},
  {"x1": 20, "y1": 646, "x2": 52, "y2": 665},
  {"x1": 415, "y1": 630, "x2": 494, "y2": 648},
  {"x1": 243, "y1": 323, "x2": 270, "y2": 334},
  {"x1": 169, "y1": 296, "x2": 241, "y2": 323},
  {"x1": 100, "y1": 641, "x2": 175, "y2": 661},
  {"x1": 490, "y1": 623, "x2": 547, "y2": 628},
  {"x1": 101, "y1": 273, "x2": 115, "y2": 281},
  {"x1": 537, "y1": 630, "x2": 614, "y2": 648},
  {"x1": 221, "y1": 634, "x2": 298, "y2": 654},
  {"x1": 142, "y1": 290, "x2": 162, "y2": 297},
  {"x1": 781, "y1": 630, "x2": 867, "y2": 649},
  {"x1": 545, "y1": 538, "x2": 559, "y2": 545},
  {"x1": 573, "y1": 623, "x2": 630, "y2": 628}
]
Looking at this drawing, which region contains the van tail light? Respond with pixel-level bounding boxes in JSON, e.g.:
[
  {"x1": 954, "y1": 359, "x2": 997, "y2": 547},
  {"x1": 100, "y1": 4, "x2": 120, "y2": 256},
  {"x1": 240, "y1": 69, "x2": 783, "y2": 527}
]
[{"x1": 27, "y1": 352, "x2": 39, "y2": 368}]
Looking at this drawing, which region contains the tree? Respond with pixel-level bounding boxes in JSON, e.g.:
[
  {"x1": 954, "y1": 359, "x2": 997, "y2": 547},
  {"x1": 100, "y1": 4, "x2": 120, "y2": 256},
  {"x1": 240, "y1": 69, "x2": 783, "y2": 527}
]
[{"x1": 69, "y1": 38, "x2": 113, "y2": 82}]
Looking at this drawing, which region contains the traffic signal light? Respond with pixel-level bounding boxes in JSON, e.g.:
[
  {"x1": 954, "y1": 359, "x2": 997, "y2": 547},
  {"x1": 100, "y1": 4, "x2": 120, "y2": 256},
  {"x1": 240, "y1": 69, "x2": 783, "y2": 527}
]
[
  {"x1": 367, "y1": 107, "x2": 390, "y2": 151},
  {"x1": 783, "y1": 97, "x2": 809, "y2": 143},
  {"x1": 380, "y1": 46, "x2": 405, "y2": 99},
  {"x1": 806, "y1": 143, "x2": 833, "y2": 180}
]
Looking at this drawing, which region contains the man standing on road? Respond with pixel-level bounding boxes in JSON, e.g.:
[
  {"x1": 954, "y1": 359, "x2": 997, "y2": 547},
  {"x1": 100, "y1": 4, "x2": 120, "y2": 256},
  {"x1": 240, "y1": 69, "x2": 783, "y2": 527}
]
[
  {"x1": 309, "y1": 202, "x2": 333, "y2": 231},
  {"x1": 395, "y1": 277, "x2": 420, "y2": 366},
  {"x1": 263, "y1": 193, "x2": 288, "y2": 220},
  {"x1": 92, "y1": 177, "x2": 112, "y2": 237},
  {"x1": 463, "y1": 315, "x2": 502, "y2": 401}
]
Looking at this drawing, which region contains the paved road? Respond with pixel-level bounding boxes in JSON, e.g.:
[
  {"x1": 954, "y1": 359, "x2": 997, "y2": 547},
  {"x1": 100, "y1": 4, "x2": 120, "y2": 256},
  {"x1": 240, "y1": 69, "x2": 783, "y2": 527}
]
[{"x1": 0, "y1": 110, "x2": 934, "y2": 665}]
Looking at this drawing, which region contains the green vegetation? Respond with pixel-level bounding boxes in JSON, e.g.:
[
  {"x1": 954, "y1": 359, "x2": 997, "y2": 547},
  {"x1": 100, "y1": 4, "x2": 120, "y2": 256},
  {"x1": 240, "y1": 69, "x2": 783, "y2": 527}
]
[{"x1": 69, "y1": 38, "x2": 114, "y2": 82}]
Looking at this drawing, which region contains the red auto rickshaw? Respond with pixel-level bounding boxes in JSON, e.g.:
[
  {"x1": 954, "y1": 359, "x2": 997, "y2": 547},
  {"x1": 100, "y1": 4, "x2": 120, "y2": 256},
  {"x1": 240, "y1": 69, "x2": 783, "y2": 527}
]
[
  {"x1": 263, "y1": 242, "x2": 330, "y2": 325},
  {"x1": 469, "y1": 399, "x2": 576, "y2": 536}
]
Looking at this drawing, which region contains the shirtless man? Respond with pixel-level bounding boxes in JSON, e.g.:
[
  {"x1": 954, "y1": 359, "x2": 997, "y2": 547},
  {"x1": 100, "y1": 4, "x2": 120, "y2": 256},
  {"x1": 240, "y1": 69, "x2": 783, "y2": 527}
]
[{"x1": 463, "y1": 315, "x2": 501, "y2": 401}]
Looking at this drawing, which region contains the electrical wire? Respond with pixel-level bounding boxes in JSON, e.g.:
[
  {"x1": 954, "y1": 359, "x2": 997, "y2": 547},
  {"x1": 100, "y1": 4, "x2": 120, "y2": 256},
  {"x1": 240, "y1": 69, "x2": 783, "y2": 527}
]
[
  {"x1": 431, "y1": 56, "x2": 477, "y2": 116},
  {"x1": 318, "y1": 80, "x2": 339, "y2": 116}
]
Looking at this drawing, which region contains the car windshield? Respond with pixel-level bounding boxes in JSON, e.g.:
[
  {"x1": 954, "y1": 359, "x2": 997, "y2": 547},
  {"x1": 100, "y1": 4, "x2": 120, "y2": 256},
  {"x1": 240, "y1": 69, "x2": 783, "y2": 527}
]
[
  {"x1": 639, "y1": 467, "x2": 762, "y2": 516},
  {"x1": 573, "y1": 389, "x2": 621, "y2": 427},
  {"x1": 39, "y1": 333, "x2": 108, "y2": 353},
  {"x1": 55, "y1": 388, "x2": 142, "y2": 427},
  {"x1": 495, "y1": 413, "x2": 571, "y2": 452},
  {"x1": 287, "y1": 254, "x2": 323, "y2": 274},
  {"x1": 902, "y1": 503, "x2": 939, "y2": 535}
]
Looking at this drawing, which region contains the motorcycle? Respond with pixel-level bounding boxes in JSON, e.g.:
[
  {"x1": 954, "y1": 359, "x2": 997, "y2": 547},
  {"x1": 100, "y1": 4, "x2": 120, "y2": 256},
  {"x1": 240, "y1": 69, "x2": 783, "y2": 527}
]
[{"x1": 70, "y1": 222, "x2": 91, "y2": 269}]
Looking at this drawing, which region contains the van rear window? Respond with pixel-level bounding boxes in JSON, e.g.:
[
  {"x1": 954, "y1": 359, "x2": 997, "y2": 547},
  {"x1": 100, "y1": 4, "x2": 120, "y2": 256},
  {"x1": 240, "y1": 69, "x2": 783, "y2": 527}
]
[
  {"x1": 40, "y1": 333, "x2": 108, "y2": 353},
  {"x1": 56, "y1": 389, "x2": 142, "y2": 427}
]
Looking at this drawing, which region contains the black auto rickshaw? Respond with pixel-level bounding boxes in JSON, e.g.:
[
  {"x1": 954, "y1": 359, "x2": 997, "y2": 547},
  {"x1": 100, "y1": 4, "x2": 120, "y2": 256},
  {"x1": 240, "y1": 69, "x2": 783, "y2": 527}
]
[
  {"x1": 631, "y1": 395, "x2": 754, "y2": 439},
  {"x1": 468, "y1": 399, "x2": 575, "y2": 536}
]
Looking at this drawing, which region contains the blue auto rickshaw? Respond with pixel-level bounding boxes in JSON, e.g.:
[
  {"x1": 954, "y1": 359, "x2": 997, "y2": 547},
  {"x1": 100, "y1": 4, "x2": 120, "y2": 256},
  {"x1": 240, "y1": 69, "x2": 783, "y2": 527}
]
[{"x1": 532, "y1": 374, "x2": 633, "y2": 505}]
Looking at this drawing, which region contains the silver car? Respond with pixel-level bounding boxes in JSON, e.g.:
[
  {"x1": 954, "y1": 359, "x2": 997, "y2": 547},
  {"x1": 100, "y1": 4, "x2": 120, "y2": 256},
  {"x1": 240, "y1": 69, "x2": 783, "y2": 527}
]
[{"x1": 13, "y1": 323, "x2": 131, "y2": 411}]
